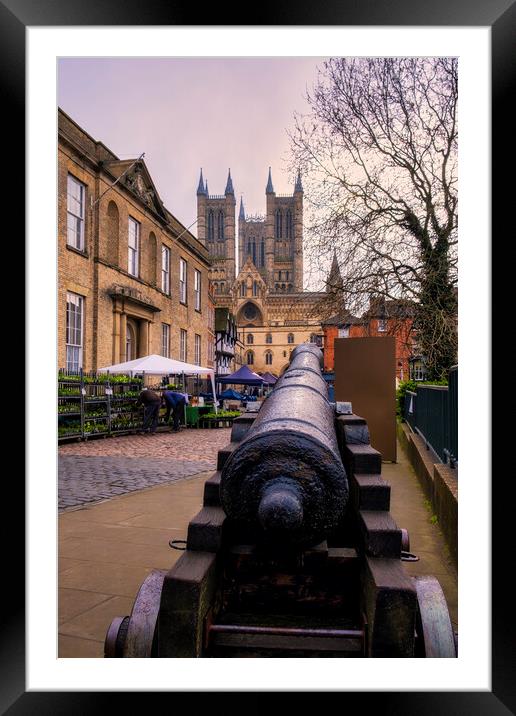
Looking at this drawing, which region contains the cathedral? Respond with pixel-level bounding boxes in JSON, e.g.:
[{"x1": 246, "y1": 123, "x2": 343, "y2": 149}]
[{"x1": 196, "y1": 168, "x2": 326, "y2": 376}]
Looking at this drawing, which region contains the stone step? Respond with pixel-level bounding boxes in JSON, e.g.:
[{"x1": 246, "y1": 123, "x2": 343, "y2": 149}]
[
  {"x1": 186, "y1": 506, "x2": 226, "y2": 552},
  {"x1": 216, "y1": 442, "x2": 240, "y2": 471},
  {"x1": 358, "y1": 510, "x2": 401, "y2": 558},
  {"x1": 203, "y1": 470, "x2": 221, "y2": 506},
  {"x1": 351, "y1": 473, "x2": 391, "y2": 511}
]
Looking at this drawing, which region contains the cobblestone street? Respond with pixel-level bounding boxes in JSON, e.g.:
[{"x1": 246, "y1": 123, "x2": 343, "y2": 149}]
[{"x1": 59, "y1": 428, "x2": 231, "y2": 511}]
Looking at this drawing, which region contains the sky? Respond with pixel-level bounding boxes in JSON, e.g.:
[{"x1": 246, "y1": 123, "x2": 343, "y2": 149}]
[{"x1": 58, "y1": 57, "x2": 329, "y2": 265}]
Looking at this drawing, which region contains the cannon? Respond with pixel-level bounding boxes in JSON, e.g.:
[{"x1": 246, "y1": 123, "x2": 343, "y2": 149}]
[
  {"x1": 220, "y1": 343, "x2": 348, "y2": 547},
  {"x1": 105, "y1": 343, "x2": 457, "y2": 658}
]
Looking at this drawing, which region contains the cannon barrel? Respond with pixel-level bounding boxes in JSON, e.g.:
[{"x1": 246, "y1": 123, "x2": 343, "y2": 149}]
[{"x1": 220, "y1": 343, "x2": 349, "y2": 546}]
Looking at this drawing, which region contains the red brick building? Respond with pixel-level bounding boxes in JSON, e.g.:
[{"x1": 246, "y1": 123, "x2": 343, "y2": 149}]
[{"x1": 322, "y1": 297, "x2": 415, "y2": 383}]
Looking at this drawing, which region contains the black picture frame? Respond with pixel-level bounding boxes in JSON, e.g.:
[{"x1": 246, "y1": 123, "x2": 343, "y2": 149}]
[{"x1": 5, "y1": 0, "x2": 510, "y2": 712}]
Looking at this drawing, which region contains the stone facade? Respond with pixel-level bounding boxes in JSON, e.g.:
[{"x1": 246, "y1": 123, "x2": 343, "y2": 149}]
[
  {"x1": 196, "y1": 168, "x2": 325, "y2": 376},
  {"x1": 58, "y1": 109, "x2": 212, "y2": 373}
]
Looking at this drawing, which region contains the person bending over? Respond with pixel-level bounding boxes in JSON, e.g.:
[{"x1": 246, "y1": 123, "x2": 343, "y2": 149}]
[
  {"x1": 162, "y1": 390, "x2": 189, "y2": 432},
  {"x1": 136, "y1": 388, "x2": 162, "y2": 434}
]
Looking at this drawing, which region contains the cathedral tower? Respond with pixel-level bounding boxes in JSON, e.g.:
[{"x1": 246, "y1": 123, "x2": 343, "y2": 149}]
[
  {"x1": 196, "y1": 168, "x2": 236, "y2": 294},
  {"x1": 263, "y1": 168, "x2": 304, "y2": 293}
]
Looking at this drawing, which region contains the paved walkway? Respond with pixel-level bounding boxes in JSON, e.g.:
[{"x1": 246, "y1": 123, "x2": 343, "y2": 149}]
[
  {"x1": 59, "y1": 429, "x2": 230, "y2": 510},
  {"x1": 58, "y1": 436, "x2": 457, "y2": 657}
]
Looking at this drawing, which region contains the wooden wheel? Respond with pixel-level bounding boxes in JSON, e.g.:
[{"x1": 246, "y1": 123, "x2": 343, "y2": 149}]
[
  {"x1": 413, "y1": 575, "x2": 457, "y2": 658},
  {"x1": 104, "y1": 569, "x2": 166, "y2": 658}
]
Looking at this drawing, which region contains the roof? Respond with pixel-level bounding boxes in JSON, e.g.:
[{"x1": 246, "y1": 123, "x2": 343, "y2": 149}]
[
  {"x1": 217, "y1": 365, "x2": 265, "y2": 386},
  {"x1": 322, "y1": 309, "x2": 363, "y2": 326},
  {"x1": 97, "y1": 354, "x2": 214, "y2": 375}
]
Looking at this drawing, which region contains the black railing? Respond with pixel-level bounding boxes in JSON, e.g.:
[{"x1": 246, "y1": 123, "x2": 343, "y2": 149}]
[{"x1": 403, "y1": 367, "x2": 458, "y2": 468}]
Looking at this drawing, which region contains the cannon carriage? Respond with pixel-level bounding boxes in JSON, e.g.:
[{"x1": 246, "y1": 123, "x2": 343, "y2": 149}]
[{"x1": 105, "y1": 344, "x2": 456, "y2": 658}]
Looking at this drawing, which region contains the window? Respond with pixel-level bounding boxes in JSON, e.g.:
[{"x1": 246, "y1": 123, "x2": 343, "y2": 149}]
[
  {"x1": 247, "y1": 334, "x2": 254, "y2": 345},
  {"x1": 246, "y1": 351, "x2": 254, "y2": 365},
  {"x1": 179, "y1": 258, "x2": 187, "y2": 304},
  {"x1": 287, "y1": 333, "x2": 294, "y2": 344},
  {"x1": 260, "y1": 239, "x2": 265, "y2": 268},
  {"x1": 128, "y1": 217, "x2": 140, "y2": 276},
  {"x1": 240, "y1": 283, "x2": 246, "y2": 298},
  {"x1": 253, "y1": 281, "x2": 259, "y2": 297},
  {"x1": 195, "y1": 334, "x2": 201, "y2": 365},
  {"x1": 275, "y1": 209, "x2": 282, "y2": 238},
  {"x1": 207, "y1": 210, "x2": 214, "y2": 242},
  {"x1": 180, "y1": 329, "x2": 187, "y2": 362},
  {"x1": 265, "y1": 333, "x2": 272, "y2": 344},
  {"x1": 338, "y1": 326, "x2": 350, "y2": 338},
  {"x1": 377, "y1": 319, "x2": 387, "y2": 332},
  {"x1": 66, "y1": 292, "x2": 84, "y2": 372},
  {"x1": 161, "y1": 323, "x2": 170, "y2": 357},
  {"x1": 66, "y1": 174, "x2": 86, "y2": 251},
  {"x1": 161, "y1": 245, "x2": 170, "y2": 294},
  {"x1": 217, "y1": 211, "x2": 224, "y2": 241},
  {"x1": 411, "y1": 360, "x2": 426, "y2": 381},
  {"x1": 286, "y1": 209, "x2": 293, "y2": 239},
  {"x1": 265, "y1": 351, "x2": 273, "y2": 366},
  {"x1": 194, "y1": 269, "x2": 201, "y2": 311}
]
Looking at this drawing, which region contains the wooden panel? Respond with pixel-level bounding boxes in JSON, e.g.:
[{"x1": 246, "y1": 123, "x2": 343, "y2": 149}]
[
  {"x1": 186, "y1": 506, "x2": 226, "y2": 552},
  {"x1": 359, "y1": 510, "x2": 402, "y2": 558},
  {"x1": 343, "y1": 444, "x2": 382, "y2": 475},
  {"x1": 351, "y1": 474, "x2": 391, "y2": 511},
  {"x1": 334, "y1": 337, "x2": 396, "y2": 461},
  {"x1": 158, "y1": 551, "x2": 218, "y2": 657},
  {"x1": 203, "y1": 471, "x2": 221, "y2": 506},
  {"x1": 362, "y1": 556, "x2": 417, "y2": 657},
  {"x1": 217, "y1": 442, "x2": 239, "y2": 471}
]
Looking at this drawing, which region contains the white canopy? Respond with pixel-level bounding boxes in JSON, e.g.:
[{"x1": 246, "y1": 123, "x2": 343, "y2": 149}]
[{"x1": 97, "y1": 354, "x2": 217, "y2": 412}]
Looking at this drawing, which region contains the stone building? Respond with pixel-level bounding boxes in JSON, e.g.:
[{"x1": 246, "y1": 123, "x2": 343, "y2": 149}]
[
  {"x1": 59, "y1": 109, "x2": 212, "y2": 373},
  {"x1": 196, "y1": 168, "x2": 325, "y2": 376},
  {"x1": 214, "y1": 307, "x2": 238, "y2": 376}
]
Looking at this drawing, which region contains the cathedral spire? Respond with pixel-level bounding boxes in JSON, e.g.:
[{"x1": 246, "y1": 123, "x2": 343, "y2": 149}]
[
  {"x1": 295, "y1": 169, "x2": 303, "y2": 193},
  {"x1": 197, "y1": 168, "x2": 207, "y2": 196},
  {"x1": 205, "y1": 180, "x2": 209, "y2": 197},
  {"x1": 239, "y1": 195, "x2": 245, "y2": 220},
  {"x1": 225, "y1": 169, "x2": 234, "y2": 195},
  {"x1": 266, "y1": 167, "x2": 275, "y2": 194},
  {"x1": 326, "y1": 250, "x2": 343, "y2": 294}
]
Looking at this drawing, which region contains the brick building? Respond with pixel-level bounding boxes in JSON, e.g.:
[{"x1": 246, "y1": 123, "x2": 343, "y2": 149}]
[
  {"x1": 58, "y1": 109, "x2": 212, "y2": 373},
  {"x1": 321, "y1": 255, "x2": 415, "y2": 382},
  {"x1": 322, "y1": 297, "x2": 415, "y2": 383},
  {"x1": 196, "y1": 167, "x2": 325, "y2": 376}
]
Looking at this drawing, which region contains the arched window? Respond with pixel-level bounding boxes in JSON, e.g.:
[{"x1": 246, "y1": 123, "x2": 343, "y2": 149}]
[
  {"x1": 217, "y1": 210, "x2": 224, "y2": 241},
  {"x1": 286, "y1": 209, "x2": 293, "y2": 239},
  {"x1": 275, "y1": 209, "x2": 282, "y2": 238},
  {"x1": 265, "y1": 333, "x2": 272, "y2": 344},
  {"x1": 260, "y1": 239, "x2": 265, "y2": 268},
  {"x1": 253, "y1": 281, "x2": 259, "y2": 297},
  {"x1": 207, "y1": 210, "x2": 214, "y2": 242},
  {"x1": 246, "y1": 351, "x2": 254, "y2": 365},
  {"x1": 240, "y1": 282, "x2": 246, "y2": 297},
  {"x1": 287, "y1": 333, "x2": 294, "y2": 344},
  {"x1": 265, "y1": 350, "x2": 273, "y2": 366},
  {"x1": 247, "y1": 334, "x2": 254, "y2": 345},
  {"x1": 106, "y1": 200, "x2": 119, "y2": 266}
]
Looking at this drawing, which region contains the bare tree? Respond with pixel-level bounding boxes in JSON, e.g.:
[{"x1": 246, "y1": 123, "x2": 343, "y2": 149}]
[{"x1": 290, "y1": 57, "x2": 458, "y2": 379}]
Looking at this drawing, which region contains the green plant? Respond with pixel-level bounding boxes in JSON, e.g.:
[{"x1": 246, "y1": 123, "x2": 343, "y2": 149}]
[
  {"x1": 430, "y1": 515, "x2": 438, "y2": 525},
  {"x1": 202, "y1": 410, "x2": 241, "y2": 419}
]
